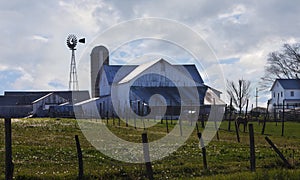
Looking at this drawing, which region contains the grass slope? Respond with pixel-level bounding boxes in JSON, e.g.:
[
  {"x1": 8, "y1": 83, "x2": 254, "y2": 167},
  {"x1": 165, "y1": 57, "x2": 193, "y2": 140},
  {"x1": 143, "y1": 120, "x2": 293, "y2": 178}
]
[{"x1": 0, "y1": 118, "x2": 300, "y2": 179}]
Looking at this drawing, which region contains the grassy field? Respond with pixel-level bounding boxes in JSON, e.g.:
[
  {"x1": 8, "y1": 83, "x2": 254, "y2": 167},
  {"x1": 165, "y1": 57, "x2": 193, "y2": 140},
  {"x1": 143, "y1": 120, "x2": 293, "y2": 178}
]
[{"x1": 0, "y1": 118, "x2": 300, "y2": 179}]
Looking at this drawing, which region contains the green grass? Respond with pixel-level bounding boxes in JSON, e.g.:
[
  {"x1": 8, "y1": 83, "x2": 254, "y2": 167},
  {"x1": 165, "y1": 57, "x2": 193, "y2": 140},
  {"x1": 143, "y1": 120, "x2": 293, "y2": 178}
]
[{"x1": 0, "y1": 118, "x2": 300, "y2": 179}]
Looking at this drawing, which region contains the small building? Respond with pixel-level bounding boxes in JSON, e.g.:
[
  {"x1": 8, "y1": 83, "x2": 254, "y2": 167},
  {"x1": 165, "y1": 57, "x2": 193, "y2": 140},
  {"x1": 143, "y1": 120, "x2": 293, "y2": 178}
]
[
  {"x1": 0, "y1": 90, "x2": 90, "y2": 118},
  {"x1": 32, "y1": 93, "x2": 68, "y2": 117},
  {"x1": 269, "y1": 79, "x2": 300, "y2": 110}
]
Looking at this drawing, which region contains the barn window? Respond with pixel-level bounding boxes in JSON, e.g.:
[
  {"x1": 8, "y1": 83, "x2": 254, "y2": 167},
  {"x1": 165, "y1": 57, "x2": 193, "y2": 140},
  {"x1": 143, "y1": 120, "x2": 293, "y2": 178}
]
[
  {"x1": 291, "y1": 91, "x2": 294, "y2": 97},
  {"x1": 281, "y1": 92, "x2": 283, "y2": 97}
]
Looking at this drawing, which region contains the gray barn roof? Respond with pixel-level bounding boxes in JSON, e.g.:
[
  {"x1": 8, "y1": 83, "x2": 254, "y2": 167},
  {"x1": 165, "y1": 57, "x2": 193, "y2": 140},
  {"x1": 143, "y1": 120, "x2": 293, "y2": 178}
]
[
  {"x1": 103, "y1": 65, "x2": 136, "y2": 84},
  {"x1": 103, "y1": 64, "x2": 204, "y2": 85}
]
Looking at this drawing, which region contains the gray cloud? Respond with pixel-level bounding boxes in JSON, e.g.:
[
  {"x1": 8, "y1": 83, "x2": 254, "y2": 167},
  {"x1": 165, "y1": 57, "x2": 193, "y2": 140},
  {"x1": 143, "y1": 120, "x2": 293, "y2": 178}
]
[{"x1": 1, "y1": 0, "x2": 300, "y2": 107}]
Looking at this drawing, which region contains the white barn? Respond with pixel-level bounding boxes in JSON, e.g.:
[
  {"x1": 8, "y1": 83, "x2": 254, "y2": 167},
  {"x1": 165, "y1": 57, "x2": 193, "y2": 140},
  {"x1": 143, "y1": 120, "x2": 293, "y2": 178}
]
[{"x1": 77, "y1": 46, "x2": 224, "y2": 119}]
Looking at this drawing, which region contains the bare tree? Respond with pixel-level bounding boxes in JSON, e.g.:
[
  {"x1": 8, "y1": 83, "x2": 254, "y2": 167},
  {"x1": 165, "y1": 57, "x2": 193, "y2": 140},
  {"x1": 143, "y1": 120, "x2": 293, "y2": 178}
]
[
  {"x1": 226, "y1": 79, "x2": 251, "y2": 114},
  {"x1": 260, "y1": 43, "x2": 300, "y2": 90}
]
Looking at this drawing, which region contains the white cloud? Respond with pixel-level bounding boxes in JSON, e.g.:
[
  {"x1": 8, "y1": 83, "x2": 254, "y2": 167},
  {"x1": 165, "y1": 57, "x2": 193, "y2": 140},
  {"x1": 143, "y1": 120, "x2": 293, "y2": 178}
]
[
  {"x1": 1, "y1": 0, "x2": 300, "y2": 107},
  {"x1": 30, "y1": 35, "x2": 49, "y2": 43}
]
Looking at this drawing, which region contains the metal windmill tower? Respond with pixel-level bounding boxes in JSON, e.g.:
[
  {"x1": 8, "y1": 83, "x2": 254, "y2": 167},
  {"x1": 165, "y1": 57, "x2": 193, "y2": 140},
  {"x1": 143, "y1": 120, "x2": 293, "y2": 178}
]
[{"x1": 66, "y1": 34, "x2": 85, "y2": 91}]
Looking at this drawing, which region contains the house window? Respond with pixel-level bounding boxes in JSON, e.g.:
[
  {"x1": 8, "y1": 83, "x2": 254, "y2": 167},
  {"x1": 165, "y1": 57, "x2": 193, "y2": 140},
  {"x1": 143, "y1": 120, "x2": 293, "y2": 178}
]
[
  {"x1": 273, "y1": 92, "x2": 275, "y2": 98},
  {"x1": 291, "y1": 91, "x2": 294, "y2": 97},
  {"x1": 281, "y1": 92, "x2": 283, "y2": 97}
]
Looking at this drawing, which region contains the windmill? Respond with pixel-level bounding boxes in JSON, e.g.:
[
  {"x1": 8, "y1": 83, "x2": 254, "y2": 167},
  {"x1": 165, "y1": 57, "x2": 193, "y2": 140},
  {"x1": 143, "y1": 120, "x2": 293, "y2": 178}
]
[{"x1": 66, "y1": 34, "x2": 85, "y2": 91}]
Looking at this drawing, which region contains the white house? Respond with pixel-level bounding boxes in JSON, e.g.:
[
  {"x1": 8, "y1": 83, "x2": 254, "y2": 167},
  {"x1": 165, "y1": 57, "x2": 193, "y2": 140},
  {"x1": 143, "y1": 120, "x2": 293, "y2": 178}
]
[{"x1": 269, "y1": 79, "x2": 300, "y2": 110}]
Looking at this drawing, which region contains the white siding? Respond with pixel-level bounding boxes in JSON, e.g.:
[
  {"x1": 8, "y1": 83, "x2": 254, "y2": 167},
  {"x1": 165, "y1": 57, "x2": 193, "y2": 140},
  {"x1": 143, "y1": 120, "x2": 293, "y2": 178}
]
[
  {"x1": 284, "y1": 89, "x2": 300, "y2": 100},
  {"x1": 270, "y1": 81, "x2": 285, "y2": 106}
]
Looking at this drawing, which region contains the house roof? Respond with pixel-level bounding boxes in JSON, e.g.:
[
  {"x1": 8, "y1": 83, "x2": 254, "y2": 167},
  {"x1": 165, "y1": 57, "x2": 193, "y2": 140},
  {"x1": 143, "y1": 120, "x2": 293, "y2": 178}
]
[
  {"x1": 103, "y1": 59, "x2": 204, "y2": 85},
  {"x1": 270, "y1": 79, "x2": 300, "y2": 90}
]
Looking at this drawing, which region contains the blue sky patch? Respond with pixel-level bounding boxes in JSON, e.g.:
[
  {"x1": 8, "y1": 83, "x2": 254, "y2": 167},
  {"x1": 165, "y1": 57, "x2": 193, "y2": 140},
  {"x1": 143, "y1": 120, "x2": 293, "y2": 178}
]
[
  {"x1": 219, "y1": 57, "x2": 240, "y2": 64},
  {"x1": 48, "y1": 80, "x2": 66, "y2": 89},
  {"x1": 0, "y1": 69, "x2": 23, "y2": 95}
]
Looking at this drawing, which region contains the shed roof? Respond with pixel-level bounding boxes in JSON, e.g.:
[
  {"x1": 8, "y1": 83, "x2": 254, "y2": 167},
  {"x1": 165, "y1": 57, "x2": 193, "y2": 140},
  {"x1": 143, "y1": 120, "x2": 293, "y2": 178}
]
[
  {"x1": 0, "y1": 94, "x2": 43, "y2": 105},
  {"x1": 32, "y1": 93, "x2": 54, "y2": 103},
  {"x1": 1, "y1": 90, "x2": 90, "y2": 106}
]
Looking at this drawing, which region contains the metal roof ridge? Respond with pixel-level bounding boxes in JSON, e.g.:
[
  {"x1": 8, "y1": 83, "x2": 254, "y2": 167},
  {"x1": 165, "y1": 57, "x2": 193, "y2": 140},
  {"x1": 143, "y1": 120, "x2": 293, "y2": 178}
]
[
  {"x1": 32, "y1": 92, "x2": 54, "y2": 103},
  {"x1": 118, "y1": 58, "x2": 167, "y2": 84}
]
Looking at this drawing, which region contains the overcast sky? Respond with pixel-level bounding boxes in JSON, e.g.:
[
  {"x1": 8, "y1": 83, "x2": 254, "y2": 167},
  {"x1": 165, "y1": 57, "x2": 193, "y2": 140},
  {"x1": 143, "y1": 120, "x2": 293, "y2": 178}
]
[{"x1": 1, "y1": 0, "x2": 300, "y2": 107}]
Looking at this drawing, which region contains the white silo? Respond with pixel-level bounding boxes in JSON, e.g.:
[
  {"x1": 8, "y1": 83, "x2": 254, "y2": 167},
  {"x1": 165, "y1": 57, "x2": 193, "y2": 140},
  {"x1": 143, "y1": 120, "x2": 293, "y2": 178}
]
[{"x1": 90, "y1": 46, "x2": 109, "y2": 98}]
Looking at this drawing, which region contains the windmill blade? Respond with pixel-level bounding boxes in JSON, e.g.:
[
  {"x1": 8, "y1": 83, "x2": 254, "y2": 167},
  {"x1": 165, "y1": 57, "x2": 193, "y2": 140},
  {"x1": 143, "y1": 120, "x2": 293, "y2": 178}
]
[{"x1": 79, "y1": 38, "x2": 85, "y2": 44}]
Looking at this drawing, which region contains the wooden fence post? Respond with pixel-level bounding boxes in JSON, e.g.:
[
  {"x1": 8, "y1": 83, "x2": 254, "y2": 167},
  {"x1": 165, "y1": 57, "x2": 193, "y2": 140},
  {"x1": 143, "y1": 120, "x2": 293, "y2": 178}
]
[
  {"x1": 234, "y1": 121, "x2": 240, "y2": 143},
  {"x1": 261, "y1": 102, "x2": 269, "y2": 135},
  {"x1": 197, "y1": 132, "x2": 208, "y2": 169},
  {"x1": 5, "y1": 118, "x2": 13, "y2": 180},
  {"x1": 201, "y1": 114, "x2": 205, "y2": 128},
  {"x1": 179, "y1": 118, "x2": 183, "y2": 136},
  {"x1": 138, "y1": 100, "x2": 141, "y2": 116},
  {"x1": 228, "y1": 98, "x2": 233, "y2": 131},
  {"x1": 243, "y1": 99, "x2": 249, "y2": 132},
  {"x1": 134, "y1": 115, "x2": 137, "y2": 129},
  {"x1": 265, "y1": 136, "x2": 292, "y2": 168},
  {"x1": 213, "y1": 99, "x2": 220, "y2": 141},
  {"x1": 125, "y1": 108, "x2": 128, "y2": 127},
  {"x1": 170, "y1": 101, "x2": 173, "y2": 125},
  {"x1": 196, "y1": 122, "x2": 199, "y2": 134},
  {"x1": 224, "y1": 104, "x2": 228, "y2": 122},
  {"x1": 75, "y1": 135, "x2": 84, "y2": 179},
  {"x1": 281, "y1": 102, "x2": 285, "y2": 136},
  {"x1": 106, "y1": 111, "x2": 109, "y2": 125},
  {"x1": 142, "y1": 133, "x2": 154, "y2": 180},
  {"x1": 249, "y1": 124, "x2": 255, "y2": 171},
  {"x1": 274, "y1": 106, "x2": 277, "y2": 126},
  {"x1": 166, "y1": 117, "x2": 169, "y2": 133}
]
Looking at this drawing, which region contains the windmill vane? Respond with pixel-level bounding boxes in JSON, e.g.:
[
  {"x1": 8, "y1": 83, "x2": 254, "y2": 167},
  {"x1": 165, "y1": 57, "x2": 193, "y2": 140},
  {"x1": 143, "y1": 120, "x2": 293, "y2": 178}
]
[{"x1": 67, "y1": 34, "x2": 78, "y2": 50}]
